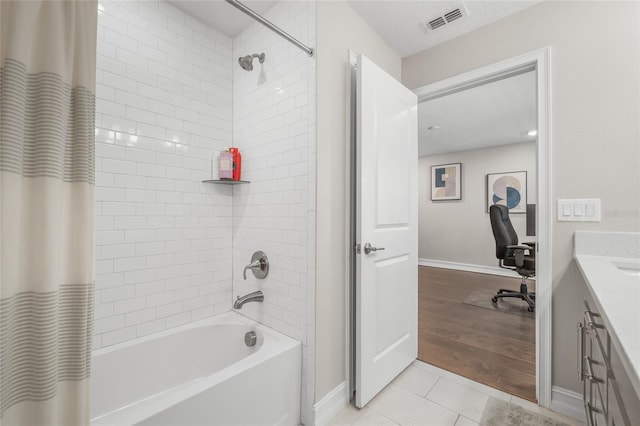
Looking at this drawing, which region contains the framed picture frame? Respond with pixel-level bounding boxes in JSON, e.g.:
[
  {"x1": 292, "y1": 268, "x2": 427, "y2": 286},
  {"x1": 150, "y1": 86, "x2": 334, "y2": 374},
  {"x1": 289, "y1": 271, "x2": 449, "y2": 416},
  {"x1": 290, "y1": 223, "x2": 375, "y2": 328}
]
[
  {"x1": 487, "y1": 171, "x2": 527, "y2": 213},
  {"x1": 431, "y1": 163, "x2": 461, "y2": 201}
]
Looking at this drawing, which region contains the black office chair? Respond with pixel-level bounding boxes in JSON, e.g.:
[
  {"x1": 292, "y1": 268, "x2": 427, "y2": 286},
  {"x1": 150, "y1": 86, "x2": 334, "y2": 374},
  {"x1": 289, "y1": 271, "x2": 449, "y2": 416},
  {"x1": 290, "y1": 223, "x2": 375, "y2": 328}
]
[{"x1": 489, "y1": 204, "x2": 536, "y2": 312}]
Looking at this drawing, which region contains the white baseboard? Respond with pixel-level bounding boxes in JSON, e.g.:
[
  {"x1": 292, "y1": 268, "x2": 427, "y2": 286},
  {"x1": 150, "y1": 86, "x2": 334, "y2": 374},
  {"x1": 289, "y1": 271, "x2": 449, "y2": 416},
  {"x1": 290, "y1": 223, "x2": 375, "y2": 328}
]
[
  {"x1": 313, "y1": 381, "x2": 349, "y2": 426},
  {"x1": 550, "y1": 386, "x2": 585, "y2": 422},
  {"x1": 418, "y1": 258, "x2": 521, "y2": 278}
]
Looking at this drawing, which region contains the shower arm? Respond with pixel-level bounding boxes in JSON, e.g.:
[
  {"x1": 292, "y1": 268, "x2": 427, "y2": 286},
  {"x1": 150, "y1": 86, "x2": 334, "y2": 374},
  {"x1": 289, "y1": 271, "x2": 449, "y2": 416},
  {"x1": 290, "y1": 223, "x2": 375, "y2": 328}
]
[{"x1": 225, "y1": 0, "x2": 314, "y2": 57}]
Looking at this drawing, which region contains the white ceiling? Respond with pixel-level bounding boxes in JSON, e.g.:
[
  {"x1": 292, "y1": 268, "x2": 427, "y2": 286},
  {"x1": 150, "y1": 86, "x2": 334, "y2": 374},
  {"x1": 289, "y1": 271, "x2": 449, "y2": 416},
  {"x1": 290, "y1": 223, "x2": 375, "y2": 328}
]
[
  {"x1": 170, "y1": 1, "x2": 539, "y2": 54},
  {"x1": 347, "y1": 0, "x2": 540, "y2": 58},
  {"x1": 167, "y1": 1, "x2": 277, "y2": 37},
  {"x1": 167, "y1": 1, "x2": 540, "y2": 158},
  {"x1": 418, "y1": 70, "x2": 537, "y2": 157}
]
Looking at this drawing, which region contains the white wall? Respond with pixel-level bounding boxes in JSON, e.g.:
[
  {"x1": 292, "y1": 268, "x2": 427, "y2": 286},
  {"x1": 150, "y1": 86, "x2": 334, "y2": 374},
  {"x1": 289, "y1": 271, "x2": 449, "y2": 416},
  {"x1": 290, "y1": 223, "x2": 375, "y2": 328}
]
[
  {"x1": 315, "y1": 0, "x2": 401, "y2": 403},
  {"x1": 231, "y1": 2, "x2": 316, "y2": 424},
  {"x1": 403, "y1": 0, "x2": 640, "y2": 395},
  {"x1": 93, "y1": 0, "x2": 233, "y2": 349},
  {"x1": 419, "y1": 142, "x2": 536, "y2": 268}
]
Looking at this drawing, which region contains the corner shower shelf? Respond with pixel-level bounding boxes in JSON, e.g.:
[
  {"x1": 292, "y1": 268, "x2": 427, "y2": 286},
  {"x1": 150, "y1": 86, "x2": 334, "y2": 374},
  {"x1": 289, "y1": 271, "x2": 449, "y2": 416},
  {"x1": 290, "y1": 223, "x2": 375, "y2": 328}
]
[{"x1": 202, "y1": 179, "x2": 250, "y2": 185}]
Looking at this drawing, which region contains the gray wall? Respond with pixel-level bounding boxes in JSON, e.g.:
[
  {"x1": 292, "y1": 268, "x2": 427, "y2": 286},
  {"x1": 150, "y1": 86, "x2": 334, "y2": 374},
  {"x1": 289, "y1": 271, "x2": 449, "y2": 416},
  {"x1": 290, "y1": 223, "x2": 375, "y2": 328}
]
[
  {"x1": 419, "y1": 142, "x2": 536, "y2": 267},
  {"x1": 404, "y1": 1, "x2": 640, "y2": 394},
  {"x1": 316, "y1": 0, "x2": 401, "y2": 402}
]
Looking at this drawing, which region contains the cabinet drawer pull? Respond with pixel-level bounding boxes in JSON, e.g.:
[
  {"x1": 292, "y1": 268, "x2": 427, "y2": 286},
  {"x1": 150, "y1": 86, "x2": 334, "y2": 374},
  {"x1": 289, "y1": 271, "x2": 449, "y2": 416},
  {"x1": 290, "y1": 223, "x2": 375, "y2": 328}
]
[
  {"x1": 577, "y1": 322, "x2": 584, "y2": 380},
  {"x1": 584, "y1": 401, "x2": 602, "y2": 426},
  {"x1": 584, "y1": 309, "x2": 603, "y2": 329},
  {"x1": 584, "y1": 357, "x2": 603, "y2": 383}
]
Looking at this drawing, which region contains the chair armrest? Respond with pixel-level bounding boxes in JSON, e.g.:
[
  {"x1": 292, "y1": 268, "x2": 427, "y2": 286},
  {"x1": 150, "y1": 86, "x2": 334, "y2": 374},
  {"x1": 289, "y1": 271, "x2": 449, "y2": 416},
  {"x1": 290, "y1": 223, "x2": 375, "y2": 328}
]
[
  {"x1": 507, "y1": 244, "x2": 533, "y2": 251},
  {"x1": 507, "y1": 244, "x2": 534, "y2": 268},
  {"x1": 522, "y1": 242, "x2": 536, "y2": 257}
]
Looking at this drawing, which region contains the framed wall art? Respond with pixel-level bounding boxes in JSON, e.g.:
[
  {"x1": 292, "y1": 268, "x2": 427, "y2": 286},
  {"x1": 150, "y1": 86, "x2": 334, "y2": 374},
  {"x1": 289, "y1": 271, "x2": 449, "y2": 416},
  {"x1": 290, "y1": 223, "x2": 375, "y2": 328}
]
[
  {"x1": 431, "y1": 163, "x2": 461, "y2": 201},
  {"x1": 487, "y1": 171, "x2": 527, "y2": 213}
]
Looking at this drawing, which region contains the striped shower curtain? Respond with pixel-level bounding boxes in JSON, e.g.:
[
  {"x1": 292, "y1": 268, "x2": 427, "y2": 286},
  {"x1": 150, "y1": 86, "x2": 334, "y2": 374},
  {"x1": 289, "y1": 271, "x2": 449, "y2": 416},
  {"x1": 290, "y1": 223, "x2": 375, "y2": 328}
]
[{"x1": 0, "y1": 1, "x2": 97, "y2": 424}]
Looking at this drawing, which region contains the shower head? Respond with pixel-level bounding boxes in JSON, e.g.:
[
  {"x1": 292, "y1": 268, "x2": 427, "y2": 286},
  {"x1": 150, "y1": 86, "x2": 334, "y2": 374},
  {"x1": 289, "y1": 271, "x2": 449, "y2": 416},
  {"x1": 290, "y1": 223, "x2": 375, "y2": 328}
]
[{"x1": 238, "y1": 53, "x2": 265, "y2": 71}]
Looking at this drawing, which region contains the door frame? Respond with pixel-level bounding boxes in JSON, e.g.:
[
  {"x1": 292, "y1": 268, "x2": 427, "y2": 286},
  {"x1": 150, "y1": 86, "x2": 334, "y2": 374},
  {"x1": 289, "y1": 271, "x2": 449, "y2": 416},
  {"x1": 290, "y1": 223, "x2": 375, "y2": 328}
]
[
  {"x1": 412, "y1": 47, "x2": 552, "y2": 407},
  {"x1": 347, "y1": 51, "x2": 358, "y2": 402}
]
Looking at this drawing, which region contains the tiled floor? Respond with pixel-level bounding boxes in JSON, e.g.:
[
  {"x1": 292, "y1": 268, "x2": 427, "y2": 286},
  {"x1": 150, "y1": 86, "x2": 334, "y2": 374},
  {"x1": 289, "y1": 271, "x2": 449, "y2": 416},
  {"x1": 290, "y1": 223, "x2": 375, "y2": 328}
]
[{"x1": 328, "y1": 360, "x2": 583, "y2": 426}]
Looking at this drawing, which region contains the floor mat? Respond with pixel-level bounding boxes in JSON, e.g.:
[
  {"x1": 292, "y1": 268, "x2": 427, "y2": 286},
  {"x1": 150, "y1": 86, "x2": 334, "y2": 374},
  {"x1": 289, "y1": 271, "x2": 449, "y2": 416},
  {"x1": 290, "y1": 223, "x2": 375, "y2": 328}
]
[
  {"x1": 480, "y1": 397, "x2": 573, "y2": 426},
  {"x1": 463, "y1": 288, "x2": 535, "y2": 318}
]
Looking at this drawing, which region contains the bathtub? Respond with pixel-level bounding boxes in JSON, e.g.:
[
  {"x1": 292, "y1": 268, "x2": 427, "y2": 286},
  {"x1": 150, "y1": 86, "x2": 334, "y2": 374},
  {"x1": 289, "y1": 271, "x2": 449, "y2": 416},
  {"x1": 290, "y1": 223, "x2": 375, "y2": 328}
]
[{"x1": 90, "y1": 311, "x2": 301, "y2": 425}]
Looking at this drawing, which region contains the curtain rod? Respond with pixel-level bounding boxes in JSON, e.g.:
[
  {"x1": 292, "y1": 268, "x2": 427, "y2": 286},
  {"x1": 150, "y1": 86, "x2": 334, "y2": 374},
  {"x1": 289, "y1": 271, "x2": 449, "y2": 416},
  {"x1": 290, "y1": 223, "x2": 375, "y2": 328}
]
[{"x1": 225, "y1": 0, "x2": 315, "y2": 57}]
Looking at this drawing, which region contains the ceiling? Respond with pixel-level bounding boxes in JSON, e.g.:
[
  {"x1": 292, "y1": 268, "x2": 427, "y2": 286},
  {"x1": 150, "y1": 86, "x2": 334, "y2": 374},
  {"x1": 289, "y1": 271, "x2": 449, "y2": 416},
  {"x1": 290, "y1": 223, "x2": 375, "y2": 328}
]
[
  {"x1": 167, "y1": 1, "x2": 540, "y2": 158},
  {"x1": 347, "y1": 1, "x2": 540, "y2": 58},
  {"x1": 167, "y1": 1, "x2": 277, "y2": 37},
  {"x1": 418, "y1": 70, "x2": 537, "y2": 157},
  {"x1": 170, "y1": 1, "x2": 539, "y2": 55}
]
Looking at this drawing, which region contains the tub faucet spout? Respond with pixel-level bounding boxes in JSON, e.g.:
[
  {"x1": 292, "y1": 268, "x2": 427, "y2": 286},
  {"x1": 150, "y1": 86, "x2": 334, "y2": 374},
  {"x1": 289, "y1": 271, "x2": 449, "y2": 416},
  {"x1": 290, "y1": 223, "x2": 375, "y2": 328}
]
[{"x1": 233, "y1": 290, "x2": 264, "y2": 309}]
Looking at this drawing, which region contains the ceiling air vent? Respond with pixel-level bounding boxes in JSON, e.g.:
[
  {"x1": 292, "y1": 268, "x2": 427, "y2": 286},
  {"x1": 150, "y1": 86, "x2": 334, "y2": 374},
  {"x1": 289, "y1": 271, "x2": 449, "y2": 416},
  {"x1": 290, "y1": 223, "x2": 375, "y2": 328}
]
[
  {"x1": 444, "y1": 8, "x2": 463, "y2": 23},
  {"x1": 427, "y1": 16, "x2": 446, "y2": 31},
  {"x1": 424, "y1": 6, "x2": 468, "y2": 31}
]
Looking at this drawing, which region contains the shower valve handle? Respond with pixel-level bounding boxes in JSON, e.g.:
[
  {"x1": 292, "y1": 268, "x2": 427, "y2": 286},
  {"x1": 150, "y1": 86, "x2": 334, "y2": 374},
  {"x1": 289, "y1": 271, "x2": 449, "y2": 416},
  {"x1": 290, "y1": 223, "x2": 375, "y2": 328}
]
[
  {"x1": 243, "y1": 251, "x2": 269, "y2": 280},
  {"x1": 243, "y1": 259, "x2": 261, "y2": 280}
]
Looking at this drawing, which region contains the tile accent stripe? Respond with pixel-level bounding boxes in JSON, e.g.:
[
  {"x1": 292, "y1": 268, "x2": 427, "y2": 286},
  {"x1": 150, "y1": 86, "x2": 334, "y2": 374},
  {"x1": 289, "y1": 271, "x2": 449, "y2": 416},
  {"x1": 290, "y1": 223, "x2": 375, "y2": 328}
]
[
  {"x1": 0, "y1": 58, "x2": 96, "y2": 184},
  {"x1": 0, "y1": 284, "x2": 94, "y2": 413}
]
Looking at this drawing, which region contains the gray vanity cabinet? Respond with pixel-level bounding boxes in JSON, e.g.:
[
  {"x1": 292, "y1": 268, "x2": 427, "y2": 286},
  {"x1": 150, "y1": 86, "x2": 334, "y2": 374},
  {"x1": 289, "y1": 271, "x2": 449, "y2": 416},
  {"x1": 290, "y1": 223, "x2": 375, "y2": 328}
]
[
  {"x1": 578, "y1": 296, "x2": 640, "y2": 426},
  {"x1": 607, "y1": 339, "x2": 640, "y2": 426}
]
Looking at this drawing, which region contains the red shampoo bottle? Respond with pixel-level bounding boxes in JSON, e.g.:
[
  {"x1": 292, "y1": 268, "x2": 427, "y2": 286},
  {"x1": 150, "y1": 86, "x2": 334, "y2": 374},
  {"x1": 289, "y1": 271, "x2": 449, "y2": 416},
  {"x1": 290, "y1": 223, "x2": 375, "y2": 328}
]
[{"x1": 229, "y1": 147, "x2": 241, "y2": 181}]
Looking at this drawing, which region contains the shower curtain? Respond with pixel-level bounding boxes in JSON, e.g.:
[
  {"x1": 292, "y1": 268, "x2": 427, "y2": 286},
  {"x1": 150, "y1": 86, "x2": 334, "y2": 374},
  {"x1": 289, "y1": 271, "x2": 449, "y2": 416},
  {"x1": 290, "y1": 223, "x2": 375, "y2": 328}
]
[{"x1": 0, "y1": 1, "x2": 97, "y2": 424}]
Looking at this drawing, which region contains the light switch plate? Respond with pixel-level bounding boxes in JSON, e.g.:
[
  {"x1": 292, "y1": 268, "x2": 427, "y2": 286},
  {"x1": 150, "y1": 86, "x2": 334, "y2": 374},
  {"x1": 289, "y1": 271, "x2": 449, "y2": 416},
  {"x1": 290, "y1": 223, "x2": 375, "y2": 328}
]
[{"x1": 557, "y1": 198, "x2": 601, "y2": 222}]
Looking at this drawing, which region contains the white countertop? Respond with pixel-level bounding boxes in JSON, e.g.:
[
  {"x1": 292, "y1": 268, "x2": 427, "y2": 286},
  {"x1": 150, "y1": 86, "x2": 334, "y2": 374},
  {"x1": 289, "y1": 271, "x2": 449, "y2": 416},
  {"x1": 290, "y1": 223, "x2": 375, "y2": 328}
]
[{"x1": 574, "y1": 231, "x2": 640, "y2": 397}]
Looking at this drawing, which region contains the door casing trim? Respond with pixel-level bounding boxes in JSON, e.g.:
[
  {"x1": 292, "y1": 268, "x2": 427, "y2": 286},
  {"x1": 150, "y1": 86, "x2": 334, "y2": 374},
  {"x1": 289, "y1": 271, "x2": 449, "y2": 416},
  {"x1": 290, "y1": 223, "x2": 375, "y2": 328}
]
[
  {"x1": 412, "y1": 47, "x2": 552, "y2": 407},
  {"x1": 346, "y1": 50, "x2": 359, "y2": 402}
]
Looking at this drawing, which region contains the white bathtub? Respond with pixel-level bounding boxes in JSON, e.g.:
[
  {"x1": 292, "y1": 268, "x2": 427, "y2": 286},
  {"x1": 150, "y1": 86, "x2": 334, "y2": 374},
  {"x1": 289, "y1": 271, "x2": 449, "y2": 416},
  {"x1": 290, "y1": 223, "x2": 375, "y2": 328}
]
[{"x1": 90, "y1": 311, "x2": 301, "y2": 425}]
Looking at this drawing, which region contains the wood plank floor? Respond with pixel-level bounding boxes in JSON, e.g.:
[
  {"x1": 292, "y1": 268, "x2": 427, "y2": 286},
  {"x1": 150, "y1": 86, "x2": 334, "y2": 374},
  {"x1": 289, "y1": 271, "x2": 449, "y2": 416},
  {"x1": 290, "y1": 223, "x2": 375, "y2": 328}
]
[{"x1": 418, "y1": 266, "x2": 537, "y2": 402}]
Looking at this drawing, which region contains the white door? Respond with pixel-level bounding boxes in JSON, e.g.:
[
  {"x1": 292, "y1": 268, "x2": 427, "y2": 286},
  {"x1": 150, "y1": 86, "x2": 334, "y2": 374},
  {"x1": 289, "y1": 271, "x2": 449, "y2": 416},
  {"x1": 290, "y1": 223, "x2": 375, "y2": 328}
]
[{"x1": 355, "y1": 54, "x2": 418, "y2": 407}]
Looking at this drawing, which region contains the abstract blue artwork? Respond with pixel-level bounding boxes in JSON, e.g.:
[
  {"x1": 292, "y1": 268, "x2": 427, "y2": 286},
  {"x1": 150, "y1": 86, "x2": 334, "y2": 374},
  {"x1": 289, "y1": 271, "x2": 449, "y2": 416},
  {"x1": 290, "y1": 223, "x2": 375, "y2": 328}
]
[{"x1": 487, "y1": 171, "x2": 527, "y2": 213}]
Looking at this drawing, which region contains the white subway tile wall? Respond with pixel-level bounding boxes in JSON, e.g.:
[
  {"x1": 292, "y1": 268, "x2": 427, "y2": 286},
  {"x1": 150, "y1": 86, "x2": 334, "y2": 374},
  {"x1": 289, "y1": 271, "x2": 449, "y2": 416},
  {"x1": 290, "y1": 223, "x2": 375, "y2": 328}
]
[
  {"x1": 231, "y1": 2, "x2": 316, "y2": 423},
  {"x1": 94, "y1": 0, "x2": 234, "y2": 349},
  {"x1": 95, "y1": 0, "x2": 317, "y2": 422}
]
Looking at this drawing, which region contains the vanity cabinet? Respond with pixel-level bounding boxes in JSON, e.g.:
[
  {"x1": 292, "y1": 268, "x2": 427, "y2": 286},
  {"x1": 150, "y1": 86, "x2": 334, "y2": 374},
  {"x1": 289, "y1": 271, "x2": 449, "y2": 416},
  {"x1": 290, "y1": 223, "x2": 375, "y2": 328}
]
[
  {"x1": 578, "y1": 297, "x2": 640, "y2": 426},
  {"x1": 608, "y1": 338, "x2": 640, "y2": 426}
]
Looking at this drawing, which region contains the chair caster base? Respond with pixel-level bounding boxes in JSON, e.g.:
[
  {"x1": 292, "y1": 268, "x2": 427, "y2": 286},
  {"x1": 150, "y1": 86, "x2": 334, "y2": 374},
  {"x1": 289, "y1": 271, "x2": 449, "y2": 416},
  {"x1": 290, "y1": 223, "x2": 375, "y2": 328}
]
[{"x1": 491, "y1": 293, "x2": 535, "y2": 312}]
